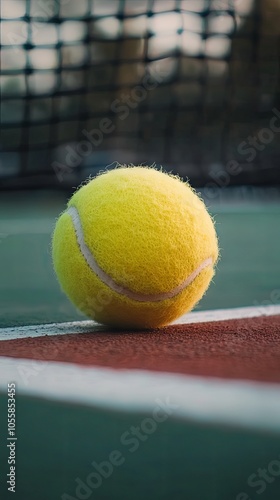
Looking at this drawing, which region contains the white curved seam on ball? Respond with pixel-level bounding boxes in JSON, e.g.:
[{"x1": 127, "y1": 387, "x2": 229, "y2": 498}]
[{"x1": 67, "y1": 206, "x2": 213, "y2": 303}]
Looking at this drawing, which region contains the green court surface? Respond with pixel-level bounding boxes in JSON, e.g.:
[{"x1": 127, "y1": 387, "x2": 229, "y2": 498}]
[
  {"x1": 0, "y1": 394, "x2": 280, "y2": 500},
  {"x1": 0, "y1": 188, "x2": 280, "y2": 328}
]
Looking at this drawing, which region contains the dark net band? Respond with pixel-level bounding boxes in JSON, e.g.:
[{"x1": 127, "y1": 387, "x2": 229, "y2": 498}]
[{"x1": 1, "y1": 0, "x2": 280, "y2": 189}]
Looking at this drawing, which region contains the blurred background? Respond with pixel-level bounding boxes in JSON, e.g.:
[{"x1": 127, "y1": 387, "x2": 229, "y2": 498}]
[{"x1": 0, "y1": 0, "x2": 280, "y2": 327}]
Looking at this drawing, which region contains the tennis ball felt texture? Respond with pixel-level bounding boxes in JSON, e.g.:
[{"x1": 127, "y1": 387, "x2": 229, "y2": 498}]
[{"x1": 52, "y1": 167, "x2": 219, "y2": 328}]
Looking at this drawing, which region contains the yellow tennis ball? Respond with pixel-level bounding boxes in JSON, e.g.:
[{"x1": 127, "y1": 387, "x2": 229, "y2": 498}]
[{"x1": 52, "y1": 167, "x2": 219, "y2": 329}]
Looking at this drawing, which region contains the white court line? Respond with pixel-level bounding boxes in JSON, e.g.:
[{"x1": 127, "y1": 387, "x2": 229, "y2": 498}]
[
  {"x1": 0, "y1": 356, "x2": 280, "y2": 434},
  {"x1": 0, "y1": 305, "x2": 280, "y2": 341},
  {"x1": 174, "y1": 304, "x2": 280, "y2": 324}
]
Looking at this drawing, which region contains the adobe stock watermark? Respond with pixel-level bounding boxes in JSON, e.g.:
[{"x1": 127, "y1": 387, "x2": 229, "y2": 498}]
[
  {"x1": 237, "y1": 108, "x2": 280, "y2": 162},
  {"x1": 236, "y1": 455, "x2": 280, "y2": 499},
  {"x1": 0, "y1": 233, "x2": 9, "y2": 245},
  {"x1": 253, "y1": 289, "x2": 280, "y2": 315},
  {"x1": 61, "y1": 396, "x2": 178, "y2": 500},
  {"x1": 204, "y1": 107, "x2": 280, "y2": 199},
  {"x1": 16, "y1": 340, "x2": 60, "y2": 386},
  {"x1": 78, "y1": 263, "x2": 140, "y2": 321},
  {"x1": 5, "y1": 0, "x2": 71, "y2": 48},
  {"x1": 52, "y1": 66, "x2": 166, "y2": 182},
  {"x1": 212, "y1": 0, "x2": 241, "y2": 11},
  {"x1": 235, "y1": 289, "x2": 280, "y2": 334}
]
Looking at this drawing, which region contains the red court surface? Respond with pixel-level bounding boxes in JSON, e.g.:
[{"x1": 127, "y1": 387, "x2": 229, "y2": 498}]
[
  {"x1": 1, "y1": 307, "x2": 280, "y2": 500},
  {"x1": 1, "y1": 313, "x2": 280, "y2": 384}
]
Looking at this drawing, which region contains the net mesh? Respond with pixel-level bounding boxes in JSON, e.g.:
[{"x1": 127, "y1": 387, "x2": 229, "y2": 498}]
[{"x1": 1, "y1": 0, "x2": 280, "y2": 189}]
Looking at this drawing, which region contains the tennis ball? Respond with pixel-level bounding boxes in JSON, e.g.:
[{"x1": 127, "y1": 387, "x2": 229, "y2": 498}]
[{"x1": 52, "y1": 167, "x2": 218, "y2": 329}]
